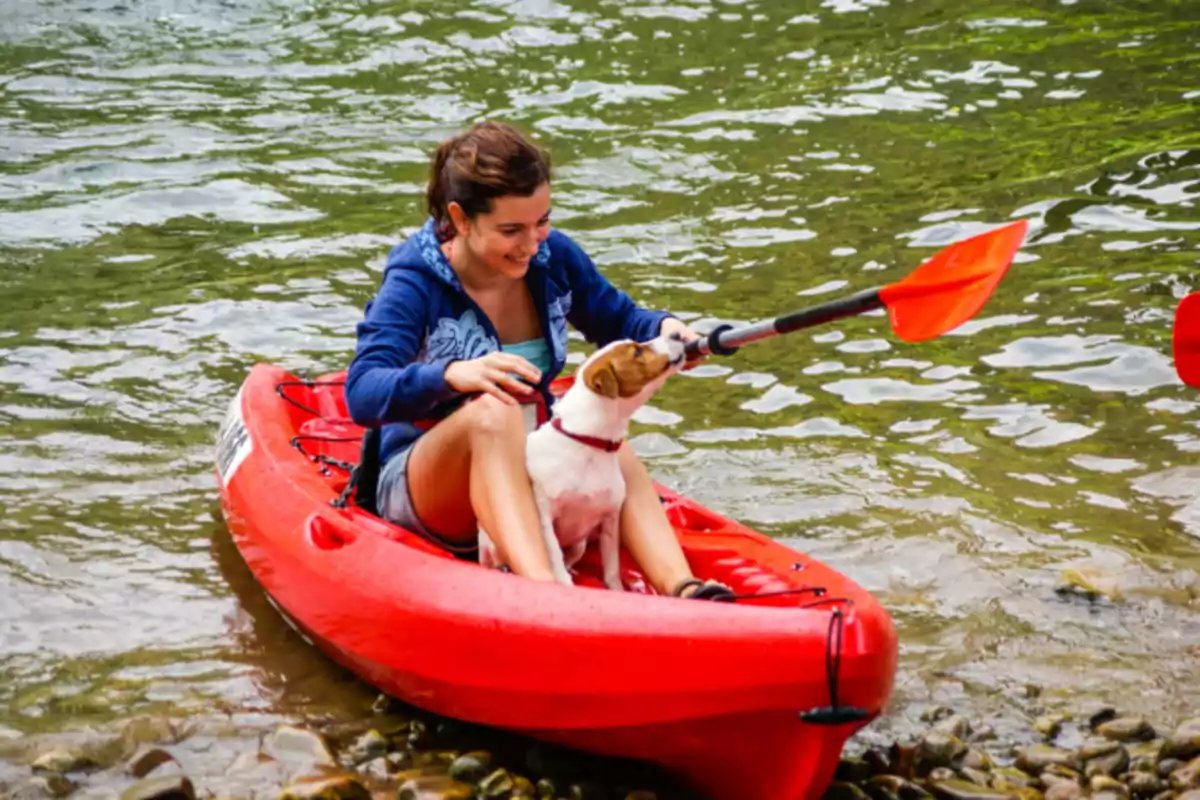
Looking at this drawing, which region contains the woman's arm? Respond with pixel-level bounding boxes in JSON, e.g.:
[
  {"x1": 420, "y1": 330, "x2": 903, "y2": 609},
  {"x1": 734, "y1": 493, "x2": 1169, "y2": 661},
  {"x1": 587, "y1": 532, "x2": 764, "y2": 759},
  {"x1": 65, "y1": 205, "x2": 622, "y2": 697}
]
[{"x1": 345, "y1": 269, "x2": 461, "y2": 427}]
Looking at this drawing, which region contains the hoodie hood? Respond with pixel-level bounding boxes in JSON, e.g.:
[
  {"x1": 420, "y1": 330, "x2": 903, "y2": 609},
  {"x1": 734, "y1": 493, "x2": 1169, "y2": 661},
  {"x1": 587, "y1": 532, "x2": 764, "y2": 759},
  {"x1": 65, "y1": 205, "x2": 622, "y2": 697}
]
[{"x1": 384, "y1": 217, "x2": 553, "y2": 292}]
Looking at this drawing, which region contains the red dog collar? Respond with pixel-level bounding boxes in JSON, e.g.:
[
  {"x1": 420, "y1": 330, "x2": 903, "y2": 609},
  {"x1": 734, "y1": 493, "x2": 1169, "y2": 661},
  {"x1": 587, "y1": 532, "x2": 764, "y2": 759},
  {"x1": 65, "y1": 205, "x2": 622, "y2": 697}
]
[{"x1": 550, "y1": 417, "x2": 623, "y2": 452}]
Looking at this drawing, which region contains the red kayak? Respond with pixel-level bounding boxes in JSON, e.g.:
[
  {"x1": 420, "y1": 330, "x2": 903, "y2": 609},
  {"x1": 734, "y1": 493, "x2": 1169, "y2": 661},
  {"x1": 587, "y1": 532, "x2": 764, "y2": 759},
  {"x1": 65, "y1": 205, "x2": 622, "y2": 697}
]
[{"x1": 215, "y1": 363, "x2": 898, "y2": 799}]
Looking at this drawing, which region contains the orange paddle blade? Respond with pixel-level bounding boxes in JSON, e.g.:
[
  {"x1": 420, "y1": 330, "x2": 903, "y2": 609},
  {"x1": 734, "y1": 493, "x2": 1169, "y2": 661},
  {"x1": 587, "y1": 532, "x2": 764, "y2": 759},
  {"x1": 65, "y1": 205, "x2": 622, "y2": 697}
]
[
  {"x1": 1173, "y1": 292, "x2": 1200, "y2": 387},
  {"x1": 879, "y1": 220, "x2": 1028, "y2": 342}
]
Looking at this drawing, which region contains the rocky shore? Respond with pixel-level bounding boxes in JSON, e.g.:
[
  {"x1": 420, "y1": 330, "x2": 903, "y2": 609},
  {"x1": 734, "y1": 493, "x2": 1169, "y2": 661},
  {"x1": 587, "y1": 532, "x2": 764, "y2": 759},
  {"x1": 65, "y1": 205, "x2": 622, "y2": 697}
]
[{"x1": 2, "y1": 694, "x2": 1197, "y2": 800}]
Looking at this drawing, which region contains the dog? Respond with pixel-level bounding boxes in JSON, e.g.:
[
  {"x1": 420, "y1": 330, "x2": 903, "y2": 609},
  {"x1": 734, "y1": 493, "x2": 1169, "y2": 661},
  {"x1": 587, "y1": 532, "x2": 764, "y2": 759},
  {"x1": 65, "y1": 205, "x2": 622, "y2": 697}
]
[{"x1": 478, "y1": 332, "x2": 687, "y2": 589}]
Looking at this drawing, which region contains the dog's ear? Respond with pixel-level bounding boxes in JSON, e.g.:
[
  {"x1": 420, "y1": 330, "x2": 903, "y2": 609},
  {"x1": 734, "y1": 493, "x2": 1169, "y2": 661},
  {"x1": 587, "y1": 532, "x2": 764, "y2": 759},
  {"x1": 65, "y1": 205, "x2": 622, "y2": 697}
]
[{"x1": 584, "y1": 360, "x2": 621, "y2": 398}]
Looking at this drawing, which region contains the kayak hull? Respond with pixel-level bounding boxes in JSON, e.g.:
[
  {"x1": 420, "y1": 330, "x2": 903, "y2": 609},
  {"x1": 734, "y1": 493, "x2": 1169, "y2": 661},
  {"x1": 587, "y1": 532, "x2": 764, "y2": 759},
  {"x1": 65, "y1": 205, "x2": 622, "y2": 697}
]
[{"x1": 215, "y1": 364, "x2": 898, "y2": 799}]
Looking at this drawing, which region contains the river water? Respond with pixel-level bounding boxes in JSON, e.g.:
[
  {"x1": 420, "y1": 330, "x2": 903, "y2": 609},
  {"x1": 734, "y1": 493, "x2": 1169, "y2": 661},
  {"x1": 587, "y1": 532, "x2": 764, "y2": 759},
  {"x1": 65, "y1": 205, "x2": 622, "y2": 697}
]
[{"x1": 1, "y1": 0, "x2": 1198, "y2": 787}]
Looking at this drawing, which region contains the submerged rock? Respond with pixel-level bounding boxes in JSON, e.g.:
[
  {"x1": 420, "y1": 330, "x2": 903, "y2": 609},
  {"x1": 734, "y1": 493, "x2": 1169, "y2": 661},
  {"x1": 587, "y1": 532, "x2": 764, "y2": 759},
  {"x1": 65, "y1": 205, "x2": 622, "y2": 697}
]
[
  {"x1": 31, "y1": 748, "x2": 94, "y2": 775},
  {"x1": 343, "y1": 730, "x2": 388, "y2": 765},
  {"x1": 120, "y1": 775, "x2": 196, "y2": 800},
  {"x1": 264, "y1": 727, "x2": 336, "y2": 771},
  {"x1": 1097, "y1": 718, "x2": 1156, "y2": 743},
  {"x1": 448, "y1": 751, "x2": 492, "y2": 784},
  {"x1": 127, "y1": 747, "x2": 177, "y2": 779},
  {"x1": 280, "y1": 774, "x2": 371, "y2": 800}
]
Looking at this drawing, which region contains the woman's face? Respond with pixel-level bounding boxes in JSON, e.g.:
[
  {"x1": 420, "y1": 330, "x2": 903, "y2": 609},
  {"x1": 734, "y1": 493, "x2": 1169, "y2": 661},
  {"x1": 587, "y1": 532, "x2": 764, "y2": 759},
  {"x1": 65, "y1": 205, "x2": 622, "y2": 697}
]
[{"x1": 451, "y1": 182, "x2": 551, "y2": 279}]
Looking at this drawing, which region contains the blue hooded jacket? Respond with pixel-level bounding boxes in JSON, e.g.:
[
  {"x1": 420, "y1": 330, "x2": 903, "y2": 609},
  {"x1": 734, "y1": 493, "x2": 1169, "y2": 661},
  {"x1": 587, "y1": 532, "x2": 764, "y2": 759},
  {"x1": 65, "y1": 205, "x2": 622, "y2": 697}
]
[{"x1": 345, "y1": 218, "x2": 673, "y2": 468}]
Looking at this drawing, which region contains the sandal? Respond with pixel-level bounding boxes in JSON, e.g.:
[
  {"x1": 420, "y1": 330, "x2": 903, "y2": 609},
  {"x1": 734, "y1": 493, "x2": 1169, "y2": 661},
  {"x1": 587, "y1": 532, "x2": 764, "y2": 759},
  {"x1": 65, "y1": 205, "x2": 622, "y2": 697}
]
[{"x1": 671, "y1": 578, "x2": 737, "y2": 602}]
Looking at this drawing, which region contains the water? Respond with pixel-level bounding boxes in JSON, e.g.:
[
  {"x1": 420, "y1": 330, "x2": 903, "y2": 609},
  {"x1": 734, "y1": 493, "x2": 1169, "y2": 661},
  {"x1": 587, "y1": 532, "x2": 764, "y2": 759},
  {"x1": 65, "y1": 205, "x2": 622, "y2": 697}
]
[{"x1": 1, "y1": 0, "x2": 1198, "y2": 779}]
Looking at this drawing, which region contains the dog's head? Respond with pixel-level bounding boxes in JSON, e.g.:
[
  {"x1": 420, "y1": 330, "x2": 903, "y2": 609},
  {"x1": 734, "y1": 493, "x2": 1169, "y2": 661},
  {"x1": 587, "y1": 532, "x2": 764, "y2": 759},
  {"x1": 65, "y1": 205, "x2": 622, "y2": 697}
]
[{"x1": 577, "y1": 333, "x2": 687, "y2": 403}]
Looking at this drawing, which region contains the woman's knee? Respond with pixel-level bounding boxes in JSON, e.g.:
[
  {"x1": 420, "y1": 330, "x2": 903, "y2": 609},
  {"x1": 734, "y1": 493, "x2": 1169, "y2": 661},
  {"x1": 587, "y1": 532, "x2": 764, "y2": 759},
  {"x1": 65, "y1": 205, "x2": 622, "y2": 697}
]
[{"x1": 462, "y1": 395, "x2": 527, "y2": 442}]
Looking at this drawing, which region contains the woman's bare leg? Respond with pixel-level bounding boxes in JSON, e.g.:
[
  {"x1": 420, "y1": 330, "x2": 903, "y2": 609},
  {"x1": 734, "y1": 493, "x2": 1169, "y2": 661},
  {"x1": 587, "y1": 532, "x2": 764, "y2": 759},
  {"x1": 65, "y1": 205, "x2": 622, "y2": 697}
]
[
  {"x1": 404, "y1": 396, "x2": 557, "y2": 582},
  {"x1": 617, "y1": 443, "x2": 695, "y2": 595}
]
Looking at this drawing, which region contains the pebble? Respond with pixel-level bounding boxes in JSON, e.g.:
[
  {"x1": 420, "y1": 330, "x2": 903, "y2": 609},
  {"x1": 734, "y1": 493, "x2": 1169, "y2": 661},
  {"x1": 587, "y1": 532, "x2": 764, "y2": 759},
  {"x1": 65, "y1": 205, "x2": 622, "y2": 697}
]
[{"x1": 1097, "y1": 718, "x2": 1156, "y2": 743}]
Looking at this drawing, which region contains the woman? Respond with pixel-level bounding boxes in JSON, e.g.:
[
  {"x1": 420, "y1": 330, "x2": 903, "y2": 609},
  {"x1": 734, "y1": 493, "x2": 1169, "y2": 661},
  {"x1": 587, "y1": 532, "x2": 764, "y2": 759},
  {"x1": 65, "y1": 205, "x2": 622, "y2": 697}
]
[{"x1": 346, "y1": 121, "x2": 730, "y2": 600}]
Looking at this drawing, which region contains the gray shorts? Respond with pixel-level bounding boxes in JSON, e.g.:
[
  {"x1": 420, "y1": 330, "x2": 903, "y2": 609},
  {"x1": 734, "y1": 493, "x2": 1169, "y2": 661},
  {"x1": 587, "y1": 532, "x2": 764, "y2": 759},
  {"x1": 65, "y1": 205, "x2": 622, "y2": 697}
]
[{"x1": 377, "y1": 445, "x2": 478, "y2": 559}]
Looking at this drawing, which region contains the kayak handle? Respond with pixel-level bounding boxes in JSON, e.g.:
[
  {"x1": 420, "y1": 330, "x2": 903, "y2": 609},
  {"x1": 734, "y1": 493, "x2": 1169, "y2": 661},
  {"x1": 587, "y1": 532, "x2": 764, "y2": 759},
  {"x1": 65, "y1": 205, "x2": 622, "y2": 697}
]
[{"x1": 798, "y1": 608, "x2": 872, "y2": 726}]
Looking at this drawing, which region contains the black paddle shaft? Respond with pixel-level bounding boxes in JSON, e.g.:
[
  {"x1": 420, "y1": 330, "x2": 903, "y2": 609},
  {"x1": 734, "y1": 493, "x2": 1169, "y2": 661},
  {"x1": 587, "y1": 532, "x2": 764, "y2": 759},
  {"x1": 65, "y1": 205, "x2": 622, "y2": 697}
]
[{"x1": 685, "y1": 288, "x2": 884, "y2": 358}]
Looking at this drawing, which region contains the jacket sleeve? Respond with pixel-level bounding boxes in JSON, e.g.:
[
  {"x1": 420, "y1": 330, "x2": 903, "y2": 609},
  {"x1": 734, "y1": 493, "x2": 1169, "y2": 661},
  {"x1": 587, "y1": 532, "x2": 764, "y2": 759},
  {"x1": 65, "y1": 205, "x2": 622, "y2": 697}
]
[
  {"x1": 345, "y1": 269, "x2": 460, "y2": 427},
  {"x1": 554, "y1": 231, "x2": 673, "y2": 345}
]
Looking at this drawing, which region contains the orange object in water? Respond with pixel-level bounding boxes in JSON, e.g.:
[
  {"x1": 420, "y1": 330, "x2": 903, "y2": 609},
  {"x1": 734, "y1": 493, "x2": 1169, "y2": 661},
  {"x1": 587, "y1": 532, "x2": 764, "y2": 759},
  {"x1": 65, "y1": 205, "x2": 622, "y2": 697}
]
[{"x1": 214, "y1": 364, "x2": 898, "y2": 800}]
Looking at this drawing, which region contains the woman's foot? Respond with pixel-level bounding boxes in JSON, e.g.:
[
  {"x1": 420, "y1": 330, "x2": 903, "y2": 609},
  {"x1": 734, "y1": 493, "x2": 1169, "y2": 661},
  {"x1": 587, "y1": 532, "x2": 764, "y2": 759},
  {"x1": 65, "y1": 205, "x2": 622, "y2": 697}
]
[{"x1": 671, "y1": 578, "x2": 736, "y2": 602}]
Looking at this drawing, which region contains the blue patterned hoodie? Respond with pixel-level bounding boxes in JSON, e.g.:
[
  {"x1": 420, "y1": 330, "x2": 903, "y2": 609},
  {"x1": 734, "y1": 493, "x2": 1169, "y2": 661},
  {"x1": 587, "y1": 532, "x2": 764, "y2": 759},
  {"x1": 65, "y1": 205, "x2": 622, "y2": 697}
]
[{"x1": 345, "y1": 218, "x2": 673, "y2": 467}]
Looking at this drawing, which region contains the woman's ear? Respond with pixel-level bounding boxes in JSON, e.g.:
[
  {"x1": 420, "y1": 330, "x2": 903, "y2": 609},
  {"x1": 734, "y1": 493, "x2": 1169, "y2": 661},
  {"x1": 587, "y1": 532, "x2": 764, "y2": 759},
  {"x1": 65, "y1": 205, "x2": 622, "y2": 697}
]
[{"x1": 447, "y1": 201, "x2": 470, "y2": 238}]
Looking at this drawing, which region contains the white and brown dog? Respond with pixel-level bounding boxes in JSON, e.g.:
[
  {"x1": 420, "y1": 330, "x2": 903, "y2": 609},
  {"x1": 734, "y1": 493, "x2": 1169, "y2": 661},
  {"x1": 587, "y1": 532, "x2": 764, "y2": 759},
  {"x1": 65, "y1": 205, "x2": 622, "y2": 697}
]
[{"x1": 479, "y1": 332, "x2": 687, "y2": 589}]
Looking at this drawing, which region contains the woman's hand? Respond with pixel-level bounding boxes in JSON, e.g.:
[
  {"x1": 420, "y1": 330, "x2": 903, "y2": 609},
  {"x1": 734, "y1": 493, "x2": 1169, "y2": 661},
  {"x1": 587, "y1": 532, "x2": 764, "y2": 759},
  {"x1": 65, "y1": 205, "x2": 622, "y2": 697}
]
[
  {"x1": 444, "y1": 352, "x2": 542, "y2": 405},
  {"x1": 659, "y1": 316, "x2": 706, "y2": 370}
]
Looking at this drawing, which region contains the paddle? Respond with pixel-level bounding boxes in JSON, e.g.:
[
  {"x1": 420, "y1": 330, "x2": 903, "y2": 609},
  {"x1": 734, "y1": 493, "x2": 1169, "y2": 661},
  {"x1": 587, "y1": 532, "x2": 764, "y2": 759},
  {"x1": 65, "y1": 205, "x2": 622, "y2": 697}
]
[
  {"x1": 684, "y1": 219, "x2": 1029, "y2": 358},
  {"x1": 1173, "y1": 292, "x2": 1200, "y2": 387}
]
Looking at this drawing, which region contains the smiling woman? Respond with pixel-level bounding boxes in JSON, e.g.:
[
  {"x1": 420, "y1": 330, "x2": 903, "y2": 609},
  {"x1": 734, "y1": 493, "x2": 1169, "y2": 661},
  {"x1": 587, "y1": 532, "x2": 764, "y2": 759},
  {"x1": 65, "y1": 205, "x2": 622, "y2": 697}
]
[{"x1": 344, "y1": 120, "x2": 727, "y2": 598}]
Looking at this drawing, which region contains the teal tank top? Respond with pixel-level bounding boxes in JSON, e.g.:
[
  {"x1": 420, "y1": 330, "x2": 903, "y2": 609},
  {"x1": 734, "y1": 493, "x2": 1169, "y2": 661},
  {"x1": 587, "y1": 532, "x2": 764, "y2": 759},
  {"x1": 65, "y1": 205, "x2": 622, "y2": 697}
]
[{"x1": 502, "y1": 337, "x2": 552, "y2": 376}]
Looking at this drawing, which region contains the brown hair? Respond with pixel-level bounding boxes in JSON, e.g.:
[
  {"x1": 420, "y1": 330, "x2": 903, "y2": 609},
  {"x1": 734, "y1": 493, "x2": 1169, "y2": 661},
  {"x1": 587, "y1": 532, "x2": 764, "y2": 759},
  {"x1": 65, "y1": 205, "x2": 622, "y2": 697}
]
[{"x1": 426, "y1": 121, "x2": 551, "y2": 242}]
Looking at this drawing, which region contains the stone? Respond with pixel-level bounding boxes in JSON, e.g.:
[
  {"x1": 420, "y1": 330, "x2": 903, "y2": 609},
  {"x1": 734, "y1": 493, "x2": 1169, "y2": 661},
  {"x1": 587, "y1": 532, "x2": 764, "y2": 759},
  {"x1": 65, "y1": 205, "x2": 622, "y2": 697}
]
[
  {"x1": 1086, "y1": 707, "x2": 1119, "y2": 731},
  {"x1": 929, "y1": 780, "x2": 1018, "y2": 800},
  {"x1": 623, "y1": 792, "x2": 656, "y2": 800},
  {"x1": 448, "y1": 752, "x2": 492, "y2": 785},
  {"x1": 969, "y1": 726, "x2": 998, "y2": 744},
  {"x1": 1162, "y1": 719, "x2": 1200, "y2": 762},
  {"x1": 1098, "y1": 718, "x2": 1156, "y2": 743},
  {"x1": 824, "y1": 782, "x2": 870, "y2": 800},
  {"x1": 264, "y1": 727, "x2": 337, "y2": 770},
  {"x1": 1015, "y1": 747, "x2": 1080, "y2": 776},
  {"x1": 120, "y1": 775, "x2": 196, "y2": 800},
  {"x1": 480, "y1": 768, "x2": 516, "y2": 798},
  {"x1": 1085, "y1": 745, "x2": 1131, "y2": 778},
  {"x1": 866, "y1": 774, "x2": 933, "y2": 800},
  {"x1": 31, "y1": 749, "x2": 93, "y2": 775},
  {"x1": 959, "y1": 768, "x2": 992, "y2": 787},
  {"x1": 963, "y1": 750, "x2": 994, "y2": 772},
  {"x1": 922, "y1": 707, "x2": 956, "y2": 723},
  {"x1": 1035, "y1": 717, "x2": 1065, "y2": 740},
  {"x1": 511, "y1": 775, "x2": 537, "y2": 797},
  {"x1": 535, "y1": 777, "x2": 557, "y2": 799},
  {"x1": 1089, "y1": 776, "x2": 1128, "y2": 796},
  {"x1": 1125, "y1": 772, "x2": 1165, "y2": 798},
  {"x1": 1171, "y1": 756, "x2": 1200, "y2": 791},
  {"x1": 919, "y1": 734, "x2": 969, "y2": 772},
  {"x1": 1043, "y1": 784, "x2": 1084, "y2": 800},
  {"x1": 929, "y1": 769, "x2": 959, "y2": 783},
  {"x1": 280, "y1": 774, "x2": 371, "y2": 800},
  {"x1": 1179, "y1": 791, "x2": 1200, "y2": 800},
  {"x1": 934, "y1": 717, "x2": 974, "y2": 741},
  {"x1": 993, "y1": 768, "x2": 1038, "y2": 789},
  {"x1": 396, "y1": 775, "x2": 473, "y2": 799},
  {"x1": 344, "y1": 730, "x2": 388, "y2": 765},
  {"x1": 7, "y1": 774, "x2": 76, "y2": 799},
  {"x1": 127, "y1": 747, "x2": 177, "y2": 779}
]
